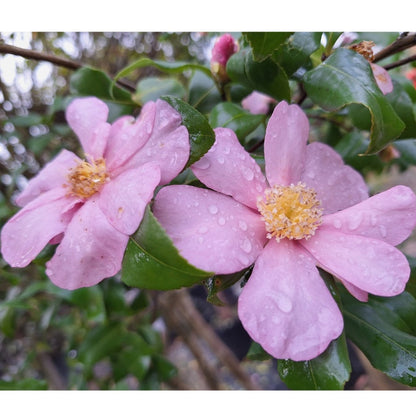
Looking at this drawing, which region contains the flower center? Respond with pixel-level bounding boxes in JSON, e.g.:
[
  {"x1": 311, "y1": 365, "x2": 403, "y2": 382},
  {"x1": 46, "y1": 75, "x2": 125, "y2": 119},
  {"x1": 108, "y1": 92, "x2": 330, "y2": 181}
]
[
  {"x1": 67, "y1": 157, "x2": 109, "y2": 199},
  {"x1": 257, "y1": 182, "x2": 323, "y2": 241}
]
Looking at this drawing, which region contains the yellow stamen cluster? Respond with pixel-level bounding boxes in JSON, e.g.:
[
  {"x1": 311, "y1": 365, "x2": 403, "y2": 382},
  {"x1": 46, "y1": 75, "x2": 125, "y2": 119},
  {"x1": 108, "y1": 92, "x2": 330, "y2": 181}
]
[
  {"x1": 257, "y1": 182, "x2": 323, "y2": 241},
  {"x1": 67, "y1": 158, "x2": 109, "y2": 199},
  {"x1": 348, "y1": 40, "x2": 375, "y2": 62}
]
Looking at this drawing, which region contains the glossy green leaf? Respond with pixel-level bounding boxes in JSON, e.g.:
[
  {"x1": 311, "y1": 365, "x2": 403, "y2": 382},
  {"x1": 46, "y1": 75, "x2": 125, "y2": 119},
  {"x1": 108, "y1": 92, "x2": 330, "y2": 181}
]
[
  {"x1": 246, "y1": 341, "x2": 272, "y2": 361},
  {"x1": 340, "y1": 286, "x2": 416, "y2": 386},
  {"x1": 303, "y1": 48, "x2": 405, "y2": 154},
  {"x1": 277, "y1": 334, "x2": 351, "y2": 390},
  {"x1": 161, "y1": 95, "x2": 215, "y2": 167},
  {"x1": 244, "y1": 32, "x2": 293, "y2": 62},
  {"x1": 69, "y1": 67, "x2": 136, "y2": 121},
  {"x1": 70, "y1": 66, "x2": 132, "y2": 102},
  {"x1": 385, "y1": 75, "x2": 416, "y2": 139},
  {"x1": 188, "y1": 71, "x2": 221, "y2": 114},
  {"x1": 112, "y1": 57, "x2": 212, "y2": 92},
  {"x1": 133, "y1": 77, "x2": 186, "y2": 105},
  {"x1": 226, "y1": 48, "x2": 291, "y2": 101},
  {"x1": 334, "y1": 131, "x2": 384, "y2": 174},
  {"x1": 122, "y1": 206, "x2": 213, "y2": 291},
  {"x1": 394, "y1": 140, "x2": 416, "y2": 168},
  {"x1": 205, "y1": 267, "x2": 252, "y2": 306},
  {"x1": 209, "y1": 102, "x2": 265, "y2": 141},
  {"x1": 406, "y1": 256, "x2": 416, "y2": 299},
  {"x1": 272, "y1": 32, "x2": 322, "y2": 76}
]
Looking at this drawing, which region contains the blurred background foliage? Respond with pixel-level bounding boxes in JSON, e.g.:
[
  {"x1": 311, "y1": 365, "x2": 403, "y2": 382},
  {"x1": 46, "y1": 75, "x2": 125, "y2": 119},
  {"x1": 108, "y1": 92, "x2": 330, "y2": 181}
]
[{"x1": 1, "y1": 31, "x2": 416, "y2": 390}]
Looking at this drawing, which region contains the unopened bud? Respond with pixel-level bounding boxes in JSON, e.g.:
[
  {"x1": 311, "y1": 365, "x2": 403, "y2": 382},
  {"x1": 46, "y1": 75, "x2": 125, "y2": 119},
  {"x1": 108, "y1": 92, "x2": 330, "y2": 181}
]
[{"x1": 210, "y1": 34, "x2": 239, "y2": 84}]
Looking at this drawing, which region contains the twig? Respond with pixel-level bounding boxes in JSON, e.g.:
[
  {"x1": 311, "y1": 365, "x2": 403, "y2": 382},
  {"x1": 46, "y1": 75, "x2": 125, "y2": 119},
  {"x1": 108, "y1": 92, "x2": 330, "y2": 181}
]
[
  {"x1": 0, "y1": 42, "x2": 136, "y2": 92},
  {"x1": 383, "y1": 53, "x2": 416, "y2": 70},
  {"x1": 373, "y1": 32, "x2": 416, "y2": 63}
]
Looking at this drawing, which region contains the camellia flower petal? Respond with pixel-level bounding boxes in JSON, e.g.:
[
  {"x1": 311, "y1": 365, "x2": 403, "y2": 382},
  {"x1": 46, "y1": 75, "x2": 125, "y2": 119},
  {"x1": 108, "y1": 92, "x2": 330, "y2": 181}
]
[
  {"x1": 153, "y1": 100, "x2": 416, "y2": 361},
  {"x1": 241, "y1": 91, "x2": 275, "y2": 115},
  {"x1": 1, "y1": 97, "x2": 190, "y2": 290}
]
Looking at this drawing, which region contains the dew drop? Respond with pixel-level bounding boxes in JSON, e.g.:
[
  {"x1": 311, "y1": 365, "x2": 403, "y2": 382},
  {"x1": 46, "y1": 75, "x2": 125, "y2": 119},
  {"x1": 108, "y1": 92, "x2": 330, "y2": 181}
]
[
  {"x1": 223, "y1": 145, "x2": 231, "y2": 155},
  {"x1": 378, "y1": 224, "x2": 387, "y2": 238},
  {"x1": 198, "y1": 226, "x2": 208, "y2": 234},
  {"x1": 218, "y1": 217, "x2": 226, "y2": 226},
  {"x1": 240, "y1": 238, "x2": 252, "y2": 253},
  {"x1": 333, "y1": 218, "x2": 342, "y2": 229},
  {"x1": 198, "y1": 236, "x2": 204, "y2": 244},
  {"x1": 348, "y1": 213, "x2": 362, "y2": 231},
  {"x1": 239, "y1": 220, "x2": 248, "y2": 231},
  {"x1": 243, "y1": 168, "x2": 254, "y2": 181},
  {"x1": 275, "y1": 293, "x2": 292, "y2": 313},
  {"x1": 195, "y1": 159, "x2": 210, "y2": 170},
  {"x1": 306, "y1": 170, "x2": 316, "y2": 179},
  {"x1": 217, "y1": 155, "x2": 225, "y2": 164},
  {"x1": 209, "y1": 205, "x2": 218, "y2": 215}
]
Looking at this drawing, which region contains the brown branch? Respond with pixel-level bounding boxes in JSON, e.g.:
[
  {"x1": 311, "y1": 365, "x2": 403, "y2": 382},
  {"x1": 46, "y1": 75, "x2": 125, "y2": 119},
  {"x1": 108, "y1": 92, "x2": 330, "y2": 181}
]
[
  {"x1": 0, "y1": 42, "x2": 136, "y2": 92},
  {"x1": 383, "y1": 53, "x2": 416, "y2": 70},
  {"x1": 373, "y1": 32, "x2": 416, "y2": 63}
]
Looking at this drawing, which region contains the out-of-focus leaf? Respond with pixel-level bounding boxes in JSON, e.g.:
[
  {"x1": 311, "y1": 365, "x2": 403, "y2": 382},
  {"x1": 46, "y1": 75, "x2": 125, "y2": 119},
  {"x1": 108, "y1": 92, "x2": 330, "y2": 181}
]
[
  {"x1": 153, "y1": 355, "x2": 177, "y2": 381},
  {"x1": 188, "y1": 71, "x2": 221, "y2": 114},
  {"x1": 340, "y1": 286, "x2": 416, "y2": 387},
  {"x1": 205, "y1": 267, "x2": 252, "y2": 306},
  {"x1": 113, "y1": 58, "x2": 212, "y2": 81},
  {"x1": 161, "y1": 95, "x2": 215, "y2": 167},
  {"x1": 244, "y1": 32, "x2": 293, "y2": 62},
  {"x1": 303, "y1": 48, "x2": 405, "y2": 154},
  {"x1": 272, "y1": 32, "x2": 322, "y2": 76},
  {"x1": 209, "y1": 102, "x2": 265, "y2": 142},
  {"x1": 406, "y1": 256, "x2": 416, "y2": 299},
  {"x1": 70, "y1": 67, "x2": 136, "y2": 121},
  {"x1": 226, "y1": 48, "x2": 291, "y2": 101},
  {"x1": 277, "y1": 334, "x2": 351, "y2": 390},
  {"x1": 27, "y1": 133, "x2": 56, "y2": 155},
  {"x1": 0, "y1": 379, "x2": 48, "y2": 390},
  {"x1": 8, "y1": 113, "x2": 44, "y2": 127},
  {"x1": 334, "y1": 131, "x2": 384, "y2": 174},
  {"x1": 133, "y1": 77, "x2": 186, "y2": 105},
  {"x1": 385, "y1": 75, "x2": 416, "y2": 139},
  {"x1": 122, "y1": 207, "x2": 213, "y2": 291},
  {"x1": 246, "y1": 342, "x2": 272, "y2": 361}
]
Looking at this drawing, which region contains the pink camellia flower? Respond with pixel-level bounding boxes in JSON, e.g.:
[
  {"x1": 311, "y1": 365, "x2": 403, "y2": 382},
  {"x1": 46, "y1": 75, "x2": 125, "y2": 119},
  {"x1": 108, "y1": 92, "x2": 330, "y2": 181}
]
[
  {"x1": 153, "y1": 101, "x2": 416, "y2": 361},
  {"x1": 241, "y1": 91, "x2": 275, "y2": 115},
  {"x1": 210, "y1": 33, "x2": 239, "y2": 84},
  {"x1": 1, "y1": 97, "x2": 189, "y2": 290}
]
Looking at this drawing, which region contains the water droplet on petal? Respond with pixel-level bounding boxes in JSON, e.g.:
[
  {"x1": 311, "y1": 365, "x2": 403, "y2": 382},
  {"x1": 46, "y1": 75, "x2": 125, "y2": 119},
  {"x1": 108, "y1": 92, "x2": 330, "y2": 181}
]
[
  {"x1": 348, "y1": 213, "x2": 362, "y2": 231},
  {"x1": 198, "y1": 226, "x2": 208, "y2": 234},
  {"x1": 240, "y1": 238, "x2": 252, "y2": 253},
  {"x1": 209, "y1": 205, "x2": 218, "y2": 215},
  {"x1": 217, "y1": 155, "x2": 225, "y2": 164},
  {"x1": 243, "y1": 168, "x2": 254, "y2": 181},
  {"x1": 275, "y1": 293, "x2": 292, "y2": 313},
  {"x1": 333, "y1": 219, "x2": 342, "y2": 229},
  {"x1": 306, "y1": 170, "x2": 316, "y2": 179},
  {"x1": 239, "y1": 220, "x2": 248, "y2": 231},
  {"x1": 378, "y1": 224, "x2": 387, "y2": 238},
  {"x1": 195, "y1": 159, "x2": 210, "y2": 169},
  {"x1": 223, "y1": 146, "x2": 231, "y2": 155},
  {"x1": 218, "y1": 217, "x2": 226, "y2": 226}
]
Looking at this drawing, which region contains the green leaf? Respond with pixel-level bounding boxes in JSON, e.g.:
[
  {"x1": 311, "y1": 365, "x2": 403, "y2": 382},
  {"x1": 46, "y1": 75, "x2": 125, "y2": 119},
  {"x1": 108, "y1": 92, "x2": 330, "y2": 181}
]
[
  {"x1": 303, "y1": 48, "x2": 405, "y2": 154},
  {"x1": 244, "y1": 32, "x2": 293, "y2": 62},
  {"x1": 70, "y1": 67, "x2": 136, "y2": 121},
  {"x1": 188, "y1": 71, "x2": 221, "y2": 114},
  {"x1": 340, "y1": 286, "x2": 416, "y2": 386},
  {"x1": 112, "y1": 57, "x2": 212, "y2": 93},
  {"x1": 70, "y1": 66, "x2": 133, "y2": 102},
  {"x1": 0, "y1": 379, "x2": 48, "y2": 390},
  {"x1": 277, "y1": 334, "x2": 351, "y2": 390},
  {"x1": 133, "y1": 77, "x2": 186, "y2": 105},
  {"x1": 334, "y1": 131, "x2": 384, "y2": 175},
  {"x1": 385, "y1": 75, "x2": 416, "y2": 139},
  {"x1": 161, "y1": 95, "x2": 215, "y2": 167},
  {"x1": 209, "y1": 102, "x2": 265, "y2": 141},
  {"x1": 226, "y1": 48, "x2": 291, "y2": 101},
  {"x1": 246, "y1": 341, "x2": 272, "y2": 361},
  {"x1": 205, "y1": 267, "x2": 252, "y2": 306},
  {"x1": 122, "y1": 206, "x2": 213, "y2": 291},
  {"x1": 272, "y1": 32, "x2": 322, "y2": 77}
]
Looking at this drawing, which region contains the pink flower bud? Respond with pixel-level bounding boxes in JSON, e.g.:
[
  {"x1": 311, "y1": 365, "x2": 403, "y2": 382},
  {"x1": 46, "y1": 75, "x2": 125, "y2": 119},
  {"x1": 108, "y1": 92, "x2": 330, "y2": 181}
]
[{"x1": 210, "y1": 34, "x2": 239, "y2": 83}]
